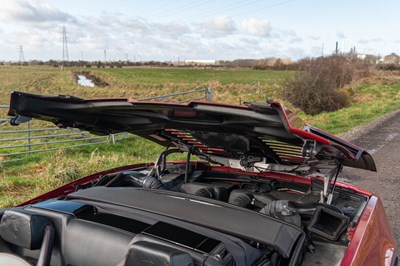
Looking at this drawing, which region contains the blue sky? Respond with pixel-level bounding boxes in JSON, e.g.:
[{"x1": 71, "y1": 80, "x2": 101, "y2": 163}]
[{"x1": 0, "y1": 0, "x2": 399, "y2": 61}]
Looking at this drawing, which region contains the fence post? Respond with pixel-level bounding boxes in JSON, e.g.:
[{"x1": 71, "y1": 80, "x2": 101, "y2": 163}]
[
  {"x1": 206, "y1": 87, "x2": 212, "y2": 102},
  {"x1": 110, "y1": 134, "x2": 116, "y2": 144},
  {"x1": 27, "y1": 120, "x2": 31, "y2": 156}
]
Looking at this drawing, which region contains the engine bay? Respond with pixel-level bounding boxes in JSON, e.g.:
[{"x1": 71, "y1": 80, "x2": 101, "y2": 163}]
[
  {"x1": 78, "y1": 149, "x2": 369, "y2": 265},
  {"x1": 0, "y1": 149, "x2": 369, "y2": 266}
]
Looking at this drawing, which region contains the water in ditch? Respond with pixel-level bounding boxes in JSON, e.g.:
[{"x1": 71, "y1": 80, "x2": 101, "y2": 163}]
[{"x1": 77, "y1": 75, "x2": 95, "y2": 87}]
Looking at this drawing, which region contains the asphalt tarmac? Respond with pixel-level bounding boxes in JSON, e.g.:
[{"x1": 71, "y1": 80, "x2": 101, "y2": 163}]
[{"x1": 340, "y1": 110, "x2": 400, "y2": 247}]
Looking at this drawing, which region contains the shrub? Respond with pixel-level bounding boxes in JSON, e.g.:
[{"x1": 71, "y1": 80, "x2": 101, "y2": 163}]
[
  {"x1": 377, "y1": 64, "x2": 400, "y2": 71},
  {"x1": 282, "y1": 55, "x2": 354, "y2": 115}
]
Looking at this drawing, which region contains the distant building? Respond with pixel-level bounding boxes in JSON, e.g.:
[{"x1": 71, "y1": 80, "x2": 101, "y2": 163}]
[
  {"x1": 383, "y1": 53, "x2": 400, "y2": 64},
  {"x1": 357, "y1": 54, "x2": 380, "y2": 64},
  {"x1": 184, "y1": 60, "x2": 216, "y2": 65},
  {"x1": 357, "y1": 54, "x2": 367, "y2": 60}
]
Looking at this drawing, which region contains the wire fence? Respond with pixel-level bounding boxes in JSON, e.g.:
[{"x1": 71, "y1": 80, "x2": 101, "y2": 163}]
[{"x1": 0, "y1": 88, "x2": 212, "y2": 164}]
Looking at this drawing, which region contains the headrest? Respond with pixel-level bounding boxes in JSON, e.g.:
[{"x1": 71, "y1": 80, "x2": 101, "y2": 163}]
[
  {"x1": 0, "y1": 209, "x2": 52, "y2": 250},
  {"x1": 124, "y1": 241, "x2": 194, "y2": 266}
]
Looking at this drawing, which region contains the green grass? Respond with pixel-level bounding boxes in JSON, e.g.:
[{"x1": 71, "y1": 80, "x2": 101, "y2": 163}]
[
  {"x1": 91, "y1": 67, "x2": 288, "y2": 85},
  {"x1": 0, "y1": 136, "x2": 164, "y2": 205},
  {"x1": 302, "y1": 77, "x2": 400, "y2": 134},
  {"x1": 0, "y1": 66, "x2": 400, "y2": 207},
  {"x1": 0, "y1": 66, "x2": 286, "y2": 107}
]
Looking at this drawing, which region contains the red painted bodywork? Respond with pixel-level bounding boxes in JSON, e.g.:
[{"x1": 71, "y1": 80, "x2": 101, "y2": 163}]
[
  {"x1": 341, "y1": 196, "x2": 397, "y2": 266},
  {"x1": 273, "y1": 101, "x2": 331, "y2": 145}
]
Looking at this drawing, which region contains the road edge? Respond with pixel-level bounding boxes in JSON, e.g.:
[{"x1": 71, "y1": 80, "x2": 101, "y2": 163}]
[{"x1": 339, "y1": 109, "x2": 400, "y2": 142}]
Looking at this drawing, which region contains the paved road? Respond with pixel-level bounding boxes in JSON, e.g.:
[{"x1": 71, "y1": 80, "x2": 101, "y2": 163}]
[{"x1": 341, "y1": 111, "x2": 400, "y2": 246}]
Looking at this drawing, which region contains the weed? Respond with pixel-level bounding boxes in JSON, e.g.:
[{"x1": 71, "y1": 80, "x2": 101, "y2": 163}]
[{"x1": 53, "y1": 162, "x2": 82, "y2": 185}]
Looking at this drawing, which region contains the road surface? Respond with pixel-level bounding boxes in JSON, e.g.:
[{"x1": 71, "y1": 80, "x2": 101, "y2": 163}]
[{"x1": 340, "y1": 110, "x2": 400, "y2": 246}]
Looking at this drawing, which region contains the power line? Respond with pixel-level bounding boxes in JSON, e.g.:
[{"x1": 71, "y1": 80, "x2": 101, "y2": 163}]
[
  {"x1": 229, "y1": 0, "x2": 297, "y2": 18},
  {"x1": 146, "y1": 0, "x2": 187, "y2": 18},
  {"x1": 187, "y1": 0, "x2": 261, "y2": 22},
  {"x1": 150, "y1": 0, "x2": 211, "y2": 21}
]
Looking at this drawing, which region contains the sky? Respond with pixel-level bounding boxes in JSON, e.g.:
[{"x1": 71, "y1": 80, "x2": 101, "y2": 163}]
[{"x1": 0, "y1": 0, "x2": 399, "y2": 62}]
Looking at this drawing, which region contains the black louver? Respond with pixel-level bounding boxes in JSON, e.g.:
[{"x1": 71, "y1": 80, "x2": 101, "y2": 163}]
[{"x1": 260, "y1": 137, "x2": 305, "y2": 162}]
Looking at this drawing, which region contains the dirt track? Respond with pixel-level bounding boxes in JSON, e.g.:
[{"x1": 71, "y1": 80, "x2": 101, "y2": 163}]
[{"x1": 340, "y1": 110, "x2": 400, "y2": 247}]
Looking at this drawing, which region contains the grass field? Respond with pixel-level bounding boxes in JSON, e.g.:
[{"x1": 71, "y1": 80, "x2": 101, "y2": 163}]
[
  {"x1": 0, "y1": 66, "x2": 286, "y2": 107},
  {"x1": 91, "y1": 67, "x2": 289, "y2": 86},
  {"x1": 0, "y1": 66, "x2": 399, "y2": 206}
]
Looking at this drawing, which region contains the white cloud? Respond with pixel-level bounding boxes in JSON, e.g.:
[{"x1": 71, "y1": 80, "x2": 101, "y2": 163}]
[
  {"x1": 308, "y1": 35, "x2": 320, "y2": 41},
  {"x1": 285, "y1": 47, "x2": 305, "y2": 59},
  {"x1": 336, "y1": 31, "x2": 346, "y2": 39},
  {"x1": 241, "y1": 18, "x2": 271, "y2": 37},
  {"x1": 310, "y1": 45, "x2": 324, "y2": 57},
  {"x1": 289, "y1": 37, "x2": 303, "y2": 43},
  {"x1": 0, "y1": 0, "x2": 76, "y2": 24},
  {"x1": 280, "y1": 29, "x2": 296, "y2": 38},
  {"x1": 268, "y1": 28, "x2": 300, "y2": 43},
  {"x1": 0, "y1": 1, "x2": 306, "y2": 61},
  {"x1": 200, "y1": 16, "x2": 236, "y2": 37},
  {"x1": 152, "y1": 21, "x2": 191, "y2": 39},
  {"x1": 239, "y1": 37, "x2": 260, "y2": 45},
  {"x1": 358, "y1": 38, "x2": 382, "y2": 44}
]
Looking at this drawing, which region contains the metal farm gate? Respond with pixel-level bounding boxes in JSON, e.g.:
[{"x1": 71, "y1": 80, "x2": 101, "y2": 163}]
[{"x1": 0, "y1": 88, "x2": 212, "y2": 164}]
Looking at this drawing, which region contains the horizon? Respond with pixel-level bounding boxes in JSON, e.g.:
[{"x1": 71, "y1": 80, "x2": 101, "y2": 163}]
[
  {"x1": 0, "y1": 53, "x2": 397, "y2": 64},
  {"x1": 0, "y1": 0, "x2": 399, "y2": 62}
]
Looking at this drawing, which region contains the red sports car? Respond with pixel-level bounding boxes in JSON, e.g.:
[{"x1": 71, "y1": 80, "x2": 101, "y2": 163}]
[{"x1": 0, "y1": 91, "x2": 397, "y2": 266}]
